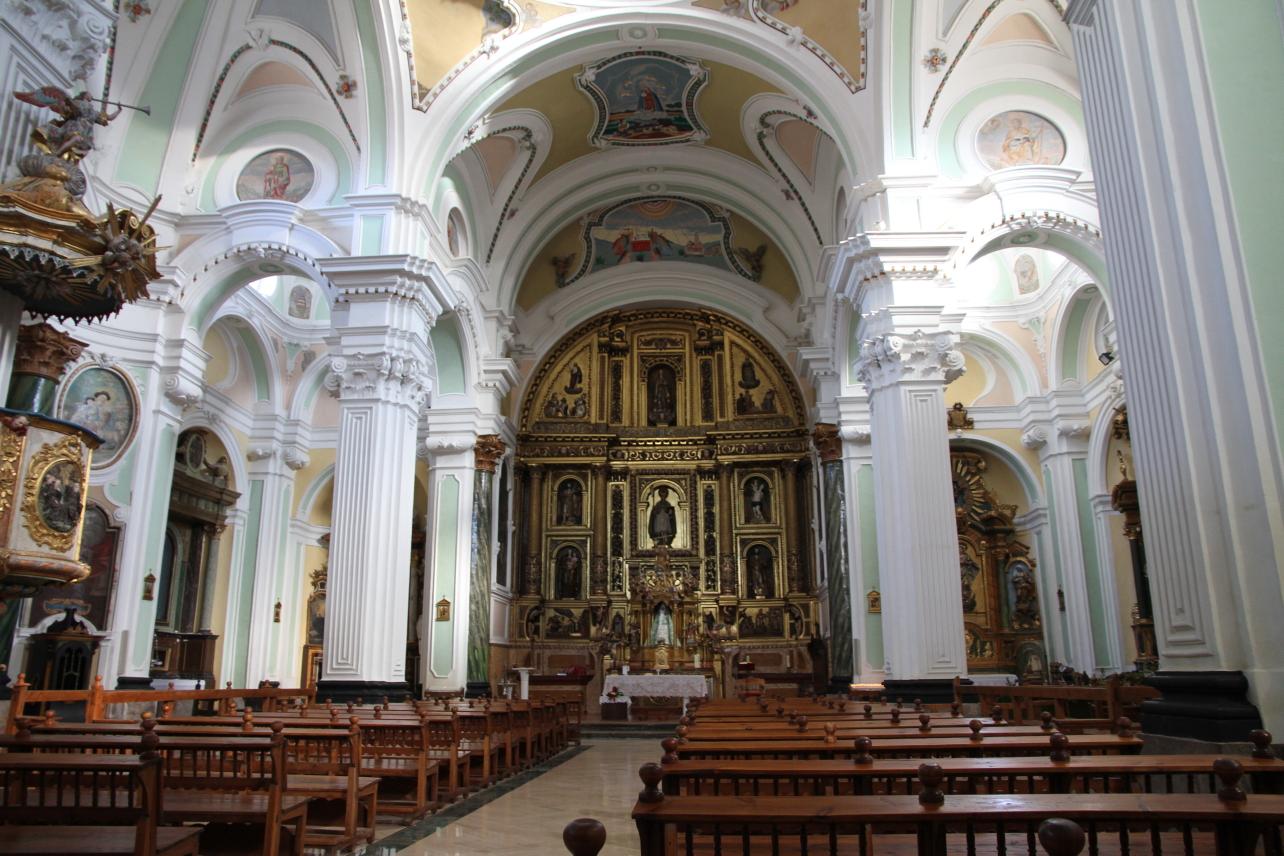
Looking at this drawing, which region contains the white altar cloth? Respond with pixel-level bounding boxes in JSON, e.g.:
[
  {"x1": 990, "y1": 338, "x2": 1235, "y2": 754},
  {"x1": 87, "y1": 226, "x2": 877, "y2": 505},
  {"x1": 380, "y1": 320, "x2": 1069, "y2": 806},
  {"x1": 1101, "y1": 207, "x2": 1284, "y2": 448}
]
[{"x1": 601, "y1": 674, "x2": 709, "y2": 713}]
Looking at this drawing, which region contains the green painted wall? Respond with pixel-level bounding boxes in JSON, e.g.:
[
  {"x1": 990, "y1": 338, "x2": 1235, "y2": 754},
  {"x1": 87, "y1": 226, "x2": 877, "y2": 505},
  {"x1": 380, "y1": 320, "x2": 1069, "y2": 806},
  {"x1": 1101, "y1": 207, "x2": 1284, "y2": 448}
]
[
  {"x1": 199, "y1": 120, "x2": 352, "y2": 210},
  {"x1": 937, "y1": 81, "x2": 1084, "y2": 178},
  {"x1": 115, "y1": 0, "x2": 210, "y2": 194},
  {"x1": 353, "y1": 0, "x2": 388, "y2": 185},
  {"x1": 233, "y1": 480, "x2": 265, "y2": 687},
  {"x1": 430, "y1": 476, "x2": 461, "y2": 677},
  {"x1": 891, "y1": 0, "x2": 916, "y2": 160},
  {"x1": 856, "y1": 464, "x2": 883, "y2": 670},
  {"x1": 430, "y1": 319, "x2": 467, "y2": 395},
  {"x1": 130, "y1": 424, "x2": 180, "y2": 665},
  {"x1": 1073, "y1": 459, "x2": 1112, "y2": 669},
  {"x1": 1196, "y1": 0, "x2": 1284, "y2": 465},
  {"x1": 1057, "y1": 296, "x2": 1091, "y2": 385},
  {"x1": 359, "y1": 215, "x2": 385, "y2": 255}
]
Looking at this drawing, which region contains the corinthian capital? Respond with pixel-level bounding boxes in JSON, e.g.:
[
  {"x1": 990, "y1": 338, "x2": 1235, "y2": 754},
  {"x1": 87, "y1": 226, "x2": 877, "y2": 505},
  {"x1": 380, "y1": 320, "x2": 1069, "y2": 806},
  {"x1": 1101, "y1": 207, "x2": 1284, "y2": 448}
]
[
  {"x1": 325, "y1": 352, "x2": 431, "y2": 409},
  {"x1": 855, "y1": 330, "x2": 964, "y2": 391}
]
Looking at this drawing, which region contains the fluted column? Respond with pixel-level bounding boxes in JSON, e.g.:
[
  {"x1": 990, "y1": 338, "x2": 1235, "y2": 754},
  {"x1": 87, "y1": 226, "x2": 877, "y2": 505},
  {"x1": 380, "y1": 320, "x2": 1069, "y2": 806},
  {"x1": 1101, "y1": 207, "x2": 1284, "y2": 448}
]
[
  {"x1": 1069, "y1": 0, "x2": 1280, "y2": 738},
  {"x1": 467, "y1": 435, "x2": 506, "y2": 696},
  {"x1": 316, "y1": 258, "x2": 439, "y2": 701},
  {"x1": 590, "y1": 462, "x2": 609, "y2": 596},
  {"x1": 857, "y1": 331, "x2": 968, "y2": 686},
  {"x1": 716, "y1": 462, "x2": 735, "y2": 594}
]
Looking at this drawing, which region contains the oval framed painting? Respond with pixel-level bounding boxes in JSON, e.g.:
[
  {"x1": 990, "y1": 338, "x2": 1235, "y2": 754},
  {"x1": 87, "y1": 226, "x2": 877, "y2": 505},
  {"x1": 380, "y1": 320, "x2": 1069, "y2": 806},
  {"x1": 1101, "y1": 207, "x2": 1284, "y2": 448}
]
[
  {"x1": 56, "y1": 365, "x2": 139, "y2": 468},
  {"x1": 236, "y1": 148, "x2": 315, "y2": 203},
  {"x1": 976, "y1": 110, "x2": 1066, "y2": 170}
]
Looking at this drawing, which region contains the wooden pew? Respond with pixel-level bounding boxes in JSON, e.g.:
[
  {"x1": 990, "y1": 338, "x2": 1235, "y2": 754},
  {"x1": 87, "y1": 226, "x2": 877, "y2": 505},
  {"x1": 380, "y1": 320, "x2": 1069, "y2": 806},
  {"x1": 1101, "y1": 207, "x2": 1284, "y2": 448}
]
[
  {"x1": 955, "y1": 675, "x2": 1160, "y2": 730},
  {"x1": 631, "y1": 760, "x2": 1284, "y2": 856},
  {"x1": 0, "y1": 753, "x2": 202, "y2": 856},
  {"x1": 0, "y1": 722, "x2": 309, "y2": 856},
  {"x1": 673, "y1": 731, "x2": 1145, "y2": 761}
]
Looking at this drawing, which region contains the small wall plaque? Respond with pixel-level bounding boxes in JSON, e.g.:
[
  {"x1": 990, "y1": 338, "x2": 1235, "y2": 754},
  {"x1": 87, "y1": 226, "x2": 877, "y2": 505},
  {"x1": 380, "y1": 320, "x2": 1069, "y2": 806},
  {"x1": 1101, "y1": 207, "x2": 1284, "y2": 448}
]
[
  {"x1": 435, "y1": 598, "x2": 451, "y2": 621},
  {"x1": 866, "y1": 589, "x2": 881, "y2": 613},
  {"x1": 142, "y1": 572, "x2": 156, "y2": 601}
]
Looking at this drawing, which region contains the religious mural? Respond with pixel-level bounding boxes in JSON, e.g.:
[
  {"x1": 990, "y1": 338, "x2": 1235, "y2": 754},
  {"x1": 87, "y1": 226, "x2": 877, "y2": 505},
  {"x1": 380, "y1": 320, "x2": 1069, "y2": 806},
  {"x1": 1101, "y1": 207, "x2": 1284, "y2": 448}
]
[
  {"x1": 585, "y1": 198, "x2": 736, "y2": 277},
  {"x1": 57, "y1": 365, "x2": 138, "y2": 467},
  {"x1": 975, "y1": 110, "x2": 1066, "y2": 170},
  {"x1": 575, "y1": 51, "x2": 710, "y2": 147},
  {"x1": 235, "y1": 149, "x2": 315, "y2": 202}
]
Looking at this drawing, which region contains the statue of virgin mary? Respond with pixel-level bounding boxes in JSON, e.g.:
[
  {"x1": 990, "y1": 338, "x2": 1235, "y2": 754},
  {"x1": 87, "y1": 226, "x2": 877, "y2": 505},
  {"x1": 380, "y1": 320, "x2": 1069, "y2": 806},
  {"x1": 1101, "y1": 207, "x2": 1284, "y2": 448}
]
[{"x1": 648, "y1": 602, "x2": 675, "y2": 646}]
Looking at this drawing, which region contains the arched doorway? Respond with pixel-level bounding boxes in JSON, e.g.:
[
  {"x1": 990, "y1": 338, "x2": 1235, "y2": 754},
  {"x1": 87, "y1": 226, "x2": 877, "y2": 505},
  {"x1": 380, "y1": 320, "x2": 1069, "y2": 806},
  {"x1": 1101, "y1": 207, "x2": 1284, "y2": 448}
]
[{"x1": 511, "y1": 308, "x2": 819, "y2": 696}]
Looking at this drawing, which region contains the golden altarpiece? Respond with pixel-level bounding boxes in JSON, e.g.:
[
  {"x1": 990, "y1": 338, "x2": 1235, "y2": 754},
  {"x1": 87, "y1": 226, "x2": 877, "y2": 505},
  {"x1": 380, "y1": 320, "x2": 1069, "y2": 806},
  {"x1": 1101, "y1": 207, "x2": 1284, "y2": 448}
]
[
  {"x1": 951, "y1": 451, "x2": 1047, "y2": 680},
  {"x1": 512, "y1": 309, "x2": 819, "y2": 692}
]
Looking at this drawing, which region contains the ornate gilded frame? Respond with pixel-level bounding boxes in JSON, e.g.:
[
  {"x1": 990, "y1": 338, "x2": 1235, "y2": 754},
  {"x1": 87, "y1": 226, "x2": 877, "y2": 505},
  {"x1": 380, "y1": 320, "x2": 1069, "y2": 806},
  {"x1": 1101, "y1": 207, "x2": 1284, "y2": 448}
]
[{"x1": 21, "y1": 434, "x2": 90, "y2": 552}]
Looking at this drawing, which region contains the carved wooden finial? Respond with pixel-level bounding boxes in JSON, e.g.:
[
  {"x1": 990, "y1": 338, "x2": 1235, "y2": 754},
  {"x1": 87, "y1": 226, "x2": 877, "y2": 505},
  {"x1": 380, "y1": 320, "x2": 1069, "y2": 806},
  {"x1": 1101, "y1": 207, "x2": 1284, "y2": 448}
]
[
  {"x1": 890, "y1": 708, "x2": 901, "y2": 724},
  {"x1": 1041, "y1": 711, "x2": 1055, "y2": 731},
  {"x1": 950, "y1": 701, "x2": 961, "y2": 718},
  {"x1": 1038, "y1": 818, "x2": 1087, "y2": 856},
  {"x1": 139, "y1": 714, "x2": 160, "y2": 758},
  {"x1": 918, "y1": 713, "x2": 931, "y2": 732},
  {"x1": 1114, "y1": 717, "x2": 1132, "y2": 737},
  {"x1": 660, "y1": 738, "x2": 679, "y2": 765},
  {"x1": 1214, "y1": 758, "x2": 1246, "y2": 802},
  {"x1": 796, "y1": 715, "x2": 809, "y2": 733},
  {"x1": 638, "y1": 763, "x2": 664, "y2": 803},
  {"x1": 913, "y1": 698, "x2": 923, "y2": 711},
  {"x1": 853, "y1": 736, "x2": 874, "y2": 764},
  {"x1": 969, "y1": 719, "x2": 984, "y2": 741},
  {"x1": 1251, "y1": 729, "x2": 1275, "y2": 759},
  {"x1": 824, "y1": 723, "x2": 837, "y2": 744},
  {"x1": 563, "y1": 818, "x2": 607, "y2": 856},
  {"x1": 917, "y1": 762, "x2": 945, "y2": 805},
  {"x1": 241, "y1": 709, "x2": 254, "y2": 732},
  {"x1": 675, "y1": 725, "x2": 689, "y2": 744},
  {"x1": 863, "y1": 703, "x2": 873, "y2": 720},
  {"x1": 1049, "y1": 731, "x2": 1071, "y2": 763},
  {"x1": 991, "y1": 705, "x2": 1004, "y2": 724}
]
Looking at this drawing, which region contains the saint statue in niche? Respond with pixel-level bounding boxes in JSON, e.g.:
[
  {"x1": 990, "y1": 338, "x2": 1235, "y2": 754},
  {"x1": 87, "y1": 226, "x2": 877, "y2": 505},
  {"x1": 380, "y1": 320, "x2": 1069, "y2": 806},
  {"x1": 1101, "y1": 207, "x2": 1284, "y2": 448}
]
[
  {"x1": 648, "y1": 486, "x2": 677, "y2": 547},
  {"x1": 744, "y1": 477, "x2": 770, "y2": 524},
  {"x1": 648, "y1": 602, "x2": 675, "y2": 646},
  {"x1": 565, "y1": 362, "x2": 584, "y2": 394},
  {"x1": 555, "y1": 545, "x2": 583, "y2": 599},
  {"x1": 556, "y1": 479, "x2": 583, "y2": 526},
  {"x1": 746, "y1": 544, "x2": 775, "y2": 598},
  {"x1": 739, "y1": 358, "x2": 761, "y2": 389},
  {"x1": 647, "y1": 363, "x2": 677, "y2": 426}
]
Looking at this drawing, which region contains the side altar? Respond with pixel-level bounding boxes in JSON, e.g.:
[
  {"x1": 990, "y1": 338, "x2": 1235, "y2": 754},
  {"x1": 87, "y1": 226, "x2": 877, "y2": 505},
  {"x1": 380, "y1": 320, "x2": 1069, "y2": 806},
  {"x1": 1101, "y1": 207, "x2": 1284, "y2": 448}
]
[{"x1": 500, "y1": 310, "x2": 823, "y2": 703}]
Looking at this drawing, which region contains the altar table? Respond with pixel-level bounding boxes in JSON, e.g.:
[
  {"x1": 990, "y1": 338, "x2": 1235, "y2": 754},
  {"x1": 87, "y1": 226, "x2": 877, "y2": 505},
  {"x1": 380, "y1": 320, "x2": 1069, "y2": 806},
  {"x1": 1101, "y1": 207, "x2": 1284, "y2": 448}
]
[{"x1": 601, "y1": 673, "x2": 709, "y2": 715}]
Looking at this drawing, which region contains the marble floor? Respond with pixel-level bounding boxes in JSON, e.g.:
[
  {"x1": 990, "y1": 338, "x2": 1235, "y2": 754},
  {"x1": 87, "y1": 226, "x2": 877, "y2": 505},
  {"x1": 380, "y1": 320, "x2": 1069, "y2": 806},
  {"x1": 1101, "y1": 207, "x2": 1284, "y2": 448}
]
[{"x1": 379, "y1": 739, "x2": 655, "y2": 855}]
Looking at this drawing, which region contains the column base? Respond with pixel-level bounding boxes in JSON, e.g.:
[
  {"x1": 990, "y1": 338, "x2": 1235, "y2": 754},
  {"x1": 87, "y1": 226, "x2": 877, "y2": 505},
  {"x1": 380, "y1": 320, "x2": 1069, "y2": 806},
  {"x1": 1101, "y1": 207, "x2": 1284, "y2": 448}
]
[
  {"x1": 882, "y1": 678, "x2": 956, "y2": 705},
  {"x1": 315, "y1": 679, "x2": 413, "y2": 705},
  {"x1": 465, "y1": 681, "x2": 491, "y2": 698},
  {"x1": 828, "y1": 675, "x2": 853, "y2": 695},
  {"x1": 1141, "y1": 670, "x2": 1263, "y2": 742},
  {"x1": 115, "y1": 675, "x2": 156, "y2": 691}
]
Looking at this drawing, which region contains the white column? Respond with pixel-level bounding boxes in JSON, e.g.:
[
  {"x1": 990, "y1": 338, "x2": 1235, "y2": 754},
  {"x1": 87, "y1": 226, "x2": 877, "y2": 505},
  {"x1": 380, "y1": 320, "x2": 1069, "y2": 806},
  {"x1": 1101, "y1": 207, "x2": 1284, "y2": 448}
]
[
  {"x1": 1069, "y1": 0, "x2": 1284, "y2": 736},
  {"x1": 316, "y1": 258, "x2": 439, "y2": 700},
  {"x1": 857, "y1": 329, "x2": 968, "y2": 681},
  {"x1": 0, "y1": 291, "x2": 22, "y2": 403},
  {"x1": 420, "y1": 435, "x2": 477, "y2": 693},
  {"x1": 1090, "y1": 494, "x2": 1126, "y2": 673},
  {"x1": 1028, "y1": 423, "x2": 1099, "y2": 673},
  {"x1": 106, "y1": 334, "x2": 206, "y2": 687},
  {"x1": 240, "y1": 448, "x2": 297, "y2": 686}
]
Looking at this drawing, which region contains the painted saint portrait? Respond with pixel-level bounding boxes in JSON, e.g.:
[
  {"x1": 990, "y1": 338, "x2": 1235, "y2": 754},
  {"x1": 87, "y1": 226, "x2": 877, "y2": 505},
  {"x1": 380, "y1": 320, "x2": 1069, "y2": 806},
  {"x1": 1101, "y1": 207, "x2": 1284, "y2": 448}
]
[
  {"x1": 37, "y1": 459, "x2": 84, "y2": 534},
  {"x1": 976, "y1": 111, "x2": 1066, "y2": 171},
  {"x1": 58, "y1": 366, "x2": 138, "y2": 467},
  {"x1": 587, "y1": 198, "x2": 737, "y2": 277},
  {"x1": 37, "y1": 503, "x2": 118, "y2": 627},
  {"x1": 577, "y1": 52, "x2": 709, "y2": 146},
  {"x1": 236, "y1": 149, "x2": 315, "y2": 203}
]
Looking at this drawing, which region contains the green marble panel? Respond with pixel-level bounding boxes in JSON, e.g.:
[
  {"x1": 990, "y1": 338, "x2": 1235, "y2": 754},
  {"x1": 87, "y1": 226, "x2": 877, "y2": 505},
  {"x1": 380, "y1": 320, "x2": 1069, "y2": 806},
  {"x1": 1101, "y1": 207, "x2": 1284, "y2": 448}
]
[{"x1": 467, "y1": 469, "x2": 494, "y2": 686}]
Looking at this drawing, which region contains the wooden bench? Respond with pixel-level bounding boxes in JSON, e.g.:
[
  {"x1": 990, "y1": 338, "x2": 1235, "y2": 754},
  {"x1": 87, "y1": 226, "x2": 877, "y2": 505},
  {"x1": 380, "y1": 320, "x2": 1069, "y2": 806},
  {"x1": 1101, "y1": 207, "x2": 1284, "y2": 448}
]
[
  {"x1": 0, "y1": 753, "x2": 202, "y2": 856},
  {"x1": 631, "y1": 760, "x2": 1284, "y2": 855},
  {"x1": 0, "y1": 722, "x2": 309, "y2": 856},
  {"x1": 955, "y1": 675, "x2": 1160, "y2": 730},
  {"x1": 672, "y1": 731, "x2": 1145, "y2": 761}
]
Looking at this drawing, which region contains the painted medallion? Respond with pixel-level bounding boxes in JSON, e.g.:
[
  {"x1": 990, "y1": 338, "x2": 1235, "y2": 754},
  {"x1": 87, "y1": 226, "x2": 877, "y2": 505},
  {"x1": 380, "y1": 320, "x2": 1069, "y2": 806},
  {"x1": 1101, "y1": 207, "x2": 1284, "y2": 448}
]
[
  {"x1": 576, "y1": 51, "x2": 710, "y2": 147},
  {"x1": 57, "y1": 366, "x2": 139, "y2": 467},
  {"x1": 976, "y1": 110, "x2": 1066, "y2": 170},
  {"x1": 236, "y1": 148, "x2": 315, "y2": 202}
]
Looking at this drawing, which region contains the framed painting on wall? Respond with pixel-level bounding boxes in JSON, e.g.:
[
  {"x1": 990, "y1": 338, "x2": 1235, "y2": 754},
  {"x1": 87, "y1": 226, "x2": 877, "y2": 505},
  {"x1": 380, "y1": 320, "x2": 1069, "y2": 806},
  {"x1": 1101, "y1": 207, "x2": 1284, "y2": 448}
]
[
  {"x1": 236, "y1": 148, "x2": 315, "y2": 203},
  {"x1": 56, "y1": 365, "x2": 139, "y2": 468}
]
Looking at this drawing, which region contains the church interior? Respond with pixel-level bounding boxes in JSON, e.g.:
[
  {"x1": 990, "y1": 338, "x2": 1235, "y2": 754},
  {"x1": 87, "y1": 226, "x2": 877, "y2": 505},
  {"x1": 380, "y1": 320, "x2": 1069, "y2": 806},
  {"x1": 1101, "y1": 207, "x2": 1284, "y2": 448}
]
[{"x1": 0, "y1": 1, "x2": 1281, "y2": 853}]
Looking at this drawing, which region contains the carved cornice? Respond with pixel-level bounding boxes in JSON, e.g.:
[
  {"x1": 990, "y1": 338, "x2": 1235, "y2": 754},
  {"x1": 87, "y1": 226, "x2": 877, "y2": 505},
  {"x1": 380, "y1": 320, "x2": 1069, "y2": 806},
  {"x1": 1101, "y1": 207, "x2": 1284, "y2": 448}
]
[
  {"x1": 855, "y1": 330, "x2": 964, "y2": 391},
  {"x1": 8, "y1": 0, "x2": 115, "y2": 83},
  {"x1": 473, "y1": 434, "x2": 506, "y2": 473},
  {"x1": 12, "y1": 323, "x2": 85, "y2": 381}
]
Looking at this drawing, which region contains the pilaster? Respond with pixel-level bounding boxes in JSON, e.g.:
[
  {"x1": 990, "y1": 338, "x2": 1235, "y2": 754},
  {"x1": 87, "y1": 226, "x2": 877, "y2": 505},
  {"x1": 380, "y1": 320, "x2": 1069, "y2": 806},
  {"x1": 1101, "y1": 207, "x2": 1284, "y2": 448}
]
[
  {"x1": 813, "y1": 424, "x2": 853, "y2": 691},
  {"x1": 467, "y1": 434, "x2": 505, "y2": 696},
  {"x1": 239, "y1": 445, "x2": 299, "y2": 687},
  {"x1": 421, "y1": 430, "x2": 476, "y2": 693}
]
